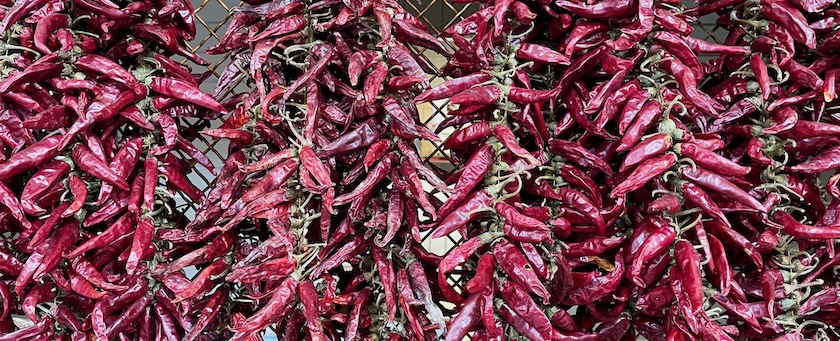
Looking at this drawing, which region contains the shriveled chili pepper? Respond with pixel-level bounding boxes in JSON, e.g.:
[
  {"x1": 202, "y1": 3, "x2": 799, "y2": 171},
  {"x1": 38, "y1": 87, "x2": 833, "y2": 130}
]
[
  {"x1": 431, "y1": 189, "x2": 493, "y2": 239},
  {"x1": 773, "y1": 210, "x2": 840, "y2": 239},
  {"x1": 0, "y1": 134, "x2": 62, "y2": 180},
  {"x1": 611, "y1": 153, "x2": 676, "y2": 198},
  {"x1": 71, "y1": 144, "x2": 129, "y2": 190},
  {"x1": 680, "y1": 166, "x2": 766, "y2": 212},
  {"x1": 493, "y1": 238, "x2": 550, "y2": 303},
  {"x1": 616, "y1": 100, "x2": 663, "y2": 152}
]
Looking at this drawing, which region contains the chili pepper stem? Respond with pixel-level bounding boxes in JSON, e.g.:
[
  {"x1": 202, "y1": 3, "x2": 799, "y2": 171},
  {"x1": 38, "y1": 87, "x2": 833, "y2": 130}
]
[{"x1": 0, "y1": 42, "x2": 40, "y2": 56}]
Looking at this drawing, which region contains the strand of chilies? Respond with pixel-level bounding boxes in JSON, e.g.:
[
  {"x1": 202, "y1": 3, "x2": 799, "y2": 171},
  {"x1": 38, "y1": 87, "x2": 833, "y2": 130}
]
[
  {"x1": 0, "y1": 0, "x2": 234, "y2": 338},
  {"x1": 186, "y1": 0, "x2": 455, "y2": 339},
  {"x1": 432, "y1": 0, "x2": 840, "y2": 340}
]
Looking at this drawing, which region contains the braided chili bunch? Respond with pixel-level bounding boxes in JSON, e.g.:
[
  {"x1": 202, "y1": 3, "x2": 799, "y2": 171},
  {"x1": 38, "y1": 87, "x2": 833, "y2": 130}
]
[
  {"x1": 0, "y1": 0, "x2": 230, "y2": 338},
  {"x1": 189, "y1": 0, "x2": 454, "y2": 339}
]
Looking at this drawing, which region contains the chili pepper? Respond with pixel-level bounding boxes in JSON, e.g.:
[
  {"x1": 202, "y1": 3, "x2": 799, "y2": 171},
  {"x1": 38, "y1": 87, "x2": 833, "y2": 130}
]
[
  {"x1": 0, "y1": 134, "x2": 62, "y2": 180},
  {"x1": 675, "y1": 142, "x2": 751, "y2": 177},
  {"x1": 618, "y1": 133, "x2": 671, "y2": 172},
  {"x1": 22, "y1": 284, "x2": 54, "y2": 321},
  {"x1": 681, "y1": 182, "x2": 732, "y2": 226},
  {"x1": 0, "y1": 61, "x2": 63, "y2": 94},
  {"x1": 773, "y1": 210, "x2": 840, "y2": 239},
  {"x1": 748, "y1": 54, "x2": 772, "y2": 101},
  {"x1": 232, "y1": 276, "x2": 298, "y2": 337},
  {"x1": 628, "y1": 222, "x2": 675, "y2": 287},
  {"x1": 67, "y1": 213, "x2": 134, "y2": 258},
  {"x1": 319, "y1": 117, "x2": 386, "y2": 157},
  {"x1": 554, "y1": 45, "x2": 607, "y2": 99},
  {"x1": 443, "y1": 122, "x2": 493, "y2": 149},
  {"x1": 496, "y1": 301, "x2": 545, "y2": 341},
  {"x1": 69, "y1": 257, "x2": 126, "y2": 292},
  {"x1": 444, "y1": 291, "x2": 481, "y2": 341},
  {"x1": 564, "y1": 253, "x2": 624, "y2": 305},
  {"x1": 15, "y1": 220, "x2": 78, "y2": 294},
  {"x1": 636, "y1": 285, "x2": 674, "y2": 313},
  {"x1": 27, "y1": 201, "x2": 70, "y2": 249},
  {"x1": 674, "y1": 240, "x2": 705, "y2": 311},
  {"x1": 616, "y1": 101, "x2": 663, "y2": 152},
  {"x1": 466, "y1": 253, "x2": 495, "y2": 294},
  {"x1": 516, "y1": 43, "x2": 569, "y2": 64},
  {"x1": 654, "y1": 31, "x2": 704, "y2": 79},
  {"x1": 69, "y1": 270, "x2": 106, "y2": 299},
  {"x1": 72, "y1": 143, "x2": 129, "y2": 190},
  {"x1": 0, "y1": 182, "x2": 28, "y2": 230},
  {"x1": 431, "y1": 189, "x2": 493, "y2": 239},
  {"x1": 406, "y1": 261, "x2": 447, "y2": 333},
  {"x1": 702, "y1": 234, "x2": 732, "y2": 296},
  {"x1": 416, "y1": 73, "x2": 492, "y2": 103},
  {"x1": 0, "y1": 250, "x2": 22, "y2": 277},
  {"x1": 501, "y1": 281, "x2": 557, "y2": 339},
  {"x1": 450, "y1": 85, "x2": 501, "y2": 107},
  {"x1": 615, "y1": 89, "x2": 650, "y2": 134},
  {"x1": 548, "y1": 139, "x2": 613, "y2": 175},
  {"x1": 760, "y1": 0, "x2": 816, "y2": 49},
  {"x1": 493, "y1": 238, "x2": 550, "y2": 303},
  {"x1": 0, "y1": 317, "x2": 51, "y2": 341},
  {"x1": 789, "y1": 145, "x2": 840, "y2": 173},
  {"x1": 61, "y1": 175, "x2": 87, "y2": 218},
  {"x1": 610, "y1": 153, "x2": 676, "y2": 198},
  {"x1": 96, "y1": 137, "x2": 142, "y2": 204},
  {"x1": 562, "y1": 236, "x2": 625, "y2": 257},
  {"x1": 704, "y1": 220, "x2": 763, "y2": 268},
  {"x1": 680, "y1": 166, "x2": 766, "y2": 212},
  {"x1": 555, "y1": 0, "x2": 630, "y2": 17},
  {"x1": 661, "y1": 57, "x2": 721, "y2": 116}
]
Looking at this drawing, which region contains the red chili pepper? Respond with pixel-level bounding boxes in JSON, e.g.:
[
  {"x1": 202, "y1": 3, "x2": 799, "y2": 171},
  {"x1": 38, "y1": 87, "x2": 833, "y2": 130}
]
[
  {"x1": 610, "y1": 153, "x2": 676, "y2": 198},
  {"x1": 619, "y1": 133, "x2": 672, "y2": 172},
  {"x1": 443, "y1": 122, "x2": 493, "y2": 149},
  {"x1": 416, "y1": 73, "x2": 492, "y2": 103},
  {"x1": 71, "y1": 144, "x2": 129, "y2": 190},
  {"x1": 704, "y1": 236, "x2": 733, "y2": 298},
  {"x1": 451, "y1": 85, "x2": 502, "y2": 107},
  {"x1": 676, "y1": 142, "x2": 752, "y2": 176},
  {"x1": 493, "y1": 238, "x2": 550, "y2": 303},
  {"x1": 516, "y1": 43, "x2": 569, "y2": 64},
  {"x1": 232, "y1": 276, "x2": 298, "y2": 338},
  {"x1": 564, "y1": 253, "x2": 625, "y2": 305},
  {"x1": 444, "y1": 291, "x2": 481, "y2": 341},
  {"x1": 548, "y1": 139, "x2": 613, "y2": 175},
  {"x1": 704, "y1": 220, "x2": 763, "y2": 268},
  {"x1": 15, "y1": 221, "x2": 78, "y2": 295},
  {"x1": 680, "y1": 166, "x2": 766, "y2": 213},
  {"x1": 431, "y1": 189, "x2": 493, "y2": 239},
  {"x1": 0, "y1": 182, "x2": 30, "y2": 230},
  {"x1": 674, "y1": 240, "x2": 705, "y2": 311},
  {"x1": 660, "y1": 57, "x2": 721, "y2": 116},
  {"x1": 500, "y1": 281, "x2": 557, "y2": 340},
  {"x1": 60, "y1": 175, "x2": 87, "y2": 218},
  {"x1": 466, "y1": 253, "x2": 495, "y2": 294},
  {"x1": 67, "y1": 213, "x2": 134, "y2": 259},
  {"x1": 628, "y1": 223, "x2": 675, "y2": 287},
  {"x1": 654, "y1": 31, "x2": 704, "y2": 79},
  {"x1": 760, "y1": 0, "x2": 816, "y2": 49},
  {"x1": 0, "y1": 134, "x2": 62, "y2": 180},
  {"x1": 319, "y1": 117, "x2": 386, "y2": 157},
  {"x1": 616, "y1": 100, "x2": 663, "y2": 152},
  {"x1": 555, "y1": 0, "x2": 631, "y2": 17},
  {"x1": 615, "y1": 89, "x2": 650, "y2": 134},
  {"x1": 773, "y1": 210, "x2": 840, "y2": 239}
]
